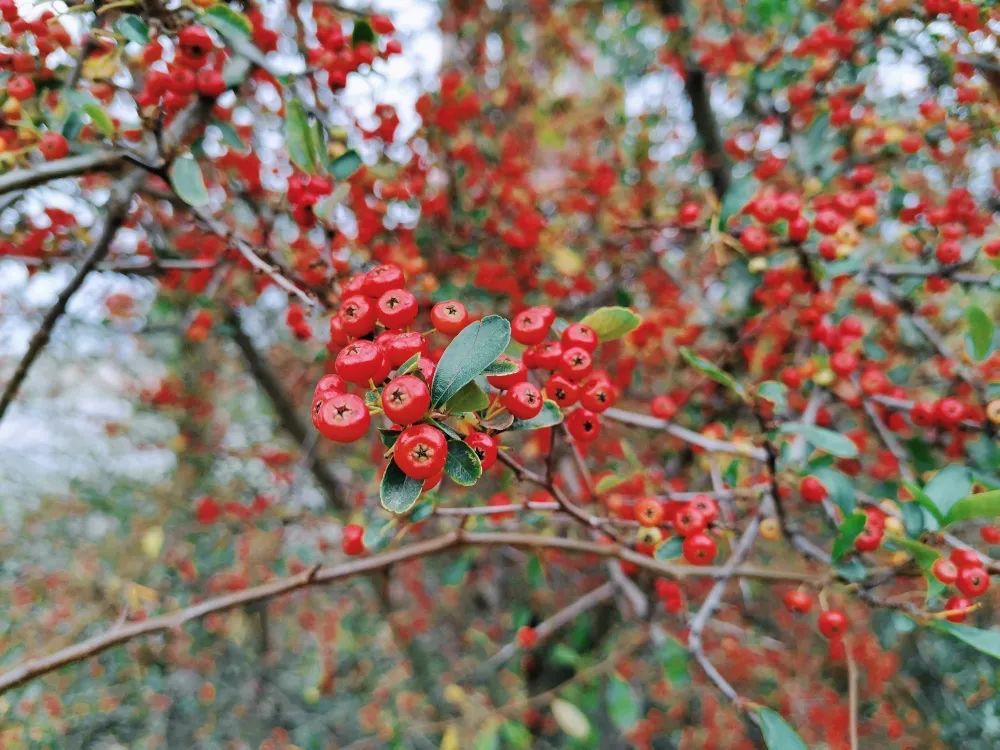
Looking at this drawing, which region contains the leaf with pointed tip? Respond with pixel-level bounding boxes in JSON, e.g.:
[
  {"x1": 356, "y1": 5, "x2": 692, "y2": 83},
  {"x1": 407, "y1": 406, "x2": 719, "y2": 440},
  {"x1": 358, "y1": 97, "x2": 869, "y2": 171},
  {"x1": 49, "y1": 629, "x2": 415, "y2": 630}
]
[
  {"x1": 444, "y1": 439, "x2": 482, "y2": 486},
  {"x1": 831, "y1": 512, "x2": 866, "y2": 561},
  {"x1": 284, "y1": 99, "x2": 317, "y2": 174},
  {"x1": 331, "y1": 149, "x2": 362, "y2": 179},
  {"x1": 579, "y1": 306, "x2": 640, "y2": 341},
  {"x1": 750, "y1": 707, "x2": 807, "y2": 750},
  {"x1": 779, "y1": 422, "x2": 858, "y2": 458},
  {"x1": 680, "y1": 347, "x2": 748, "y2": 400},
  {"x1": 431, "y1": 315, "x2": 511, "y2": 407},
  {"x1": 508, "y1": 400, "x2": 563, "y2": 431},
  {"x1": 380, "y1": 462, "x2": 422, "y2": 514},
  {"x1": 169, "y1": 155, "x2": 209, "y2": 207}
]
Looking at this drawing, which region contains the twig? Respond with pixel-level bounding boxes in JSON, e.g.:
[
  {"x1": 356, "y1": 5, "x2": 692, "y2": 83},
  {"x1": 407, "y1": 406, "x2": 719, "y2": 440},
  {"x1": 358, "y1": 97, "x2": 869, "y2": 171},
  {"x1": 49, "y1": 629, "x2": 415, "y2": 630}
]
[{"x1": 603, "y1": 408, "x2": 768, "y2": 461}]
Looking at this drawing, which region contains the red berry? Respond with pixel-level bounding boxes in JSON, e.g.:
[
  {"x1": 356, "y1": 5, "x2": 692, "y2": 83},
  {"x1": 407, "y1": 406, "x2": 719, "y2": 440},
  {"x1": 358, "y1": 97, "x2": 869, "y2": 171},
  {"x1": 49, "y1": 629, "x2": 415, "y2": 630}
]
[
  {"x1": 935, "y1": 398, "x2": 965, "y2": 428},
  {"x1": 635, "y1": 497, "x2": 665, "y2": 527},
  {"x1": 342, "y1": 523, "x2": 366, "y2": 555},
  {"x1": 512, "y1": 306, "x2": 553, "y2": 345},
  {"x1": 382, "y1": 331, "x2": 425, "y2": 367},
  {"x1": 501, "y1": 381, "x2": 543, "y2": 420},
  {"x1": 580, "y1": 377, "x2": 617, "y2": 413},
  {"x1": 314, "y1": 373, "x2": 346, "y2": 399},
  {"x1": 674, "y1": 505, "x2": 707, "y2": 537},
  {"x1": 196, "y1": 68, "x2": 226, "y2": 97},
  {"x1": 381, "y1": 375, "x2": 430, "y2": 424},
  {"x1": 783, "y1": 589, "x2": 813, "y2": 614},
  {"x1": 689, "y1": 495, "x2": 719, "y2": 525},
  {"x1": 38, "y1": 132, "x2": 69, "y2": 160},
  {"x1": 430, "y1": 300, "x2": 469, "y2": 335},
  {"x1": 950, "y1": 547, "x2": 982, "y2": 568},
  {"x1": 362, "y1": 264, "x2": 405, "y2": 297},
  {"x1": 561, "y1": 323, "x2": 598, "y2": 352},
  {"x1": 465, "y1": 431, "x2": 499, "y2": 470},
  {"x1": 944, "y1": 596, "x2": 971, "y2": 623},
  {"x1": 393, "y1": 424, "x2": 448, "y2": 480},
  {"x1": 315, "y1": 393, "x2": 371, "y2": 442},
  {"x1": 516, "y1": 625, "x2": 538, "y2": 649},
  {"x1": 566, "y1": 407, "x2": 600, "y2": 442},
  {"x1": 800, "y1": 475, "x2": 828, "y2": 504},
  {"x1": 524, "y1": 341, "x2": 562, "y2": 370},
  {"x1": 956, "y1": 566, "x2": 989, "y2": 598},
  {"x1": 336, "y1": 340, "x2": 387, "y2": 385},
  {"x1": 981, "y1": 526, "x2": 1000, "y2": 545},
  {"x1": 559, "y1": 346, "x2": 593, "y2": 381},
  {"x1": 932, "y1": 558, "x2": 958, "y2": 584},
  {"x1": 651, "y1": 395, "x2": 677, "y2": 420},
  {"x1": 740, "y1": 224, "x2": 769, "y2": 254},
  {"x1": 7, "y1": 75, "x2": 36, "y2": 100},
  {"x1": 544, "y1": 374, "x2": 578, "y2": 407},
  {"x1": 818, "y1": 609, "x2": 848, "y2": 639},
  {"x1": 682, "y1": 533, "x2": 716, "y2": 565},
  {"x1": 338, "y1": 295, "x2": 378, "y2": 337},
  {"x1": 376, "y1": 288, "x2": 419, "y2": 329}
]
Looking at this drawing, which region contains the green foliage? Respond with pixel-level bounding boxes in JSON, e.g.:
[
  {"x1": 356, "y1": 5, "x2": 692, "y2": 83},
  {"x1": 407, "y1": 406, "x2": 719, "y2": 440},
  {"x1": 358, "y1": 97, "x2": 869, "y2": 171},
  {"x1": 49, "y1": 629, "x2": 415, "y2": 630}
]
[
  {"x1": 578, "y1": 306, "x2": 641, "y2": 341},
  {"x1": 444, "y1": 439, "x2": 482, "y2": 486},
  {"x1": 169, "y1": 155, "x2": 210, "y2": 207},
  {"x1": 380, "y1": 461, "x2": 422, "y2": 514},
  {"x1": 431, "y1": 315, "x2": 511, "y2": 407},
  {"x1": 750, "y1": 707, "x2": 808, "y2": 750}
]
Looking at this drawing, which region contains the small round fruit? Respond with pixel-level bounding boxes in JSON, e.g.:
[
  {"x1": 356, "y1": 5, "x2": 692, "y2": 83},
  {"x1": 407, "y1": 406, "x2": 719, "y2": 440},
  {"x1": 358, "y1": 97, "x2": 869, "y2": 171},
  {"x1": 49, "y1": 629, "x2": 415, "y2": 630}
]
[
  {"x1": 800, "y1": 475, "x2": 828, "y2": 504},
  {"x1": 545, "y1": 373, "x2": 578, "y2": 407},
  {"x1": 818, "y1": 609, "x2": 848, "y2": 639},
  {"x1": 566, "y1": 407, "x2": 600, "y2": 442},
  {"x1": 362, "y1": 263, "x2": 405, "y2": 297},
  {"x1": 932, "y1": 558, "x2": 958, "y2": 584},
  {"x1": 376, "y1": 288, "x2": 418, "y2": 329},
  {"x1": 559, "y1": 346, "x2": 593, "y2": 381},
  {"x1": 950, "y1": 548, "x2": 981, "y2": 568},
  {"x1": 383, "y1": 331, "x2": 425, "y2": 367},
  {"x1": 315, "y1": 393, "x2": 370, "y2": 442},
  {"x1": 512, "y1": 306, "x2": 553, "y2": 345},
  {"x1": 338, "y1": 295, "x2": 378, "y2": 337},
  {"x1": 393, "y1": 424, "x2": 447, "y2": 480},
  {"x1": 313, "y1": 373, "x2": 346, "y2": 399},
  {"x1": 381, "y1": 375, "x2": 430, "y2": 424},
  {"x1": 561, "y1": 322, "x2": 598, "y2": 352},
  {"x1": 501, "y1": 381, "x2": 543, "y2": 420},
  {"x1": 430, "y1": 300, "x2": 469, "y2": 335},
  {"x1": 38, "y1": 132, "x2": 69, "y2": 160},
  {"x1": 580, "y1": 377, "x2": 617, "y2": 413},
  {"x1": 342, "y1": 523, "x2": 365, "y2": 555},
  {"x1": 674, "y1": 505, "x2": 706, "y2": 537},
  {"x1": 465, "y1": 431, "x2": 498, "y2": 470},
  {"x1": 682, "y1": 533, "x2": 717, "y2": 565},
  {"x1": 943, "y1": 596, "x2": 971, "y2": 623},
  {"x1": 336, "y1": 340, "x2": 386, "y2": 385},
  {"x1": 956, "y1": 566, "x2": 989, "y2": 598},
  {"x1": 635, "y1": 497, "x2": 665, "y2": 527},
  {"x1": 516, "y1": 625, "x2": 538, "y2": 649},
  {"x1": 783, "y1": 589, "x2": 813, "y2": 614}
]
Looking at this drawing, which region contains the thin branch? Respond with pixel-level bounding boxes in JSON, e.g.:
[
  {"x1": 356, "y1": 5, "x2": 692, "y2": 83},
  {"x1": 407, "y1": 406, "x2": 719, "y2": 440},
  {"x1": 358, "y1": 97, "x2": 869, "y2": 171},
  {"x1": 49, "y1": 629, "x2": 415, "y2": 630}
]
[
  {"x1": 0, "y1": 150, "x2": 126, "y2": 197},
  {"x1": 604, "y1": 407, "x2": 768, "y2": 461}
]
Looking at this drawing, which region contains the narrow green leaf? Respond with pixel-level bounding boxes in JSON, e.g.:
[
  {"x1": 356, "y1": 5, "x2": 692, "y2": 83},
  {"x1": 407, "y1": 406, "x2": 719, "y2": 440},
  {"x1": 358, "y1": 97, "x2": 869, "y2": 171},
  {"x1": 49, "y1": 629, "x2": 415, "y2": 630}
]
[
  {"x1": 551, "y1": 699, "x2": 590, "y2": 739},
  {"x1": 380, "y1": 461, "x2": 422, "y2": 514},
  {"x1": 203, "y1": 4, "x2": 253, "y2": 38},
  {"x1": 925, "y1": 465, "x2": 973, "y2": 518},
  {"x1": 832, "y1": 512, "x2": 867, "y2": 561},
  {"x1": 362, "y1": 516, "x2": 396, "y2": 552},
  {"x1": 444, "y1": 439, "x2": 482, "y2": 487},
  {"x1": 606, "y1": 675, "x2": 640, "y2": 731},
  {"x1": 61, "y1": 112, "x2": 82, "y2": 140},
  {"x1": 351, "y1": 19, "x2": 376, "y2": 45},
  {"x1": 508, "y1": 400, "x2": 563, "y2": 431},
  {"x1": 930, "y1": 621, "x2": 1000, "y2": 660},
  {"x1": 655, "y1": 537, "x2": 683, "y2": 560},
  {"x1": 213, "y1": 119, "x2": 245, "y2": 150},
  {"x1": 285, "y1": 99, "x2": 316, "y2": 174},
  {"x1": 718, "y1": 174, "x2": 758, "y2": 226},
  {"x1": 904, "y1": 481, "x2": 945, "y2": 526},
  {"x1": 483, "y1": 357, "x2": 519, "y2": 375},
  {"x1": 444, "y1": 380, "x2": 489, "y2": 414},
  {"x1": 750, "y1": 707, "x2": 808, "y2": 750},
  {"x1": 679, "y1": 347, "x2": 748, "y2": 400},
  {"x1": 943, "y1": 489, "x2": 1000, "y2": 527},
  {"x1": 595, "y1": 473, "x2": 630, "y2": 493},
  {"x1": 115, "y1": 15, "x2": 149, "y2": 44},
  {"x1": 966, "y1": 305, "x2": 994, "y2": 361},
  {"x1": 431, "y1": 315, "x2": 511, "y2": 407},
  {"x1": 756, "y1": 380, "x2": 787, "y2": 412},
  {"x1": 83, "y1": 103, "x2": 114, "y2": 139},
  {"x1": 779, "y1": 422, "x2": 858, "y2": 458},
  {"x1": 812, "y1": 467, "x2": 856, "y2": 514},
  {"x1": 169, "y1": 154, "x2": 210, "y2": 207},
  {"x1": 578, "y1": 306, "x2": 641, "y2": 341},
  {"x1": 331, "y1": 149, "x2": 362, "y2": 180}
]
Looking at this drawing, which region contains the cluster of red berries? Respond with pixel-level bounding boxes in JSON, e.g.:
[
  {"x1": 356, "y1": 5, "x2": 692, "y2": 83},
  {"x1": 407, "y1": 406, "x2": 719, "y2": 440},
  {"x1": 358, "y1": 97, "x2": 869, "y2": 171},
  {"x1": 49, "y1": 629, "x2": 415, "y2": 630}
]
[
  {"x1": 194, "y1": 494, "x2": 269, "y2": 525},
  {"x1": 288, "y1": 173, "x2": 336, "y2": 228},
  {"x1": 306, "y1": 14, "x2": 400, "y2": 90},
  {"x1": 632, "y1": 495, "x2": 720, "y2": 567},
  {"x1": 931, "y1": 548, "x2": 990, "y2": 622},
  {"x1": 134, "y1": 27, "x2": 228, "y2": 112},
  {"x1": 783, "y1": 590, "x2": 851, "y2": 650}
]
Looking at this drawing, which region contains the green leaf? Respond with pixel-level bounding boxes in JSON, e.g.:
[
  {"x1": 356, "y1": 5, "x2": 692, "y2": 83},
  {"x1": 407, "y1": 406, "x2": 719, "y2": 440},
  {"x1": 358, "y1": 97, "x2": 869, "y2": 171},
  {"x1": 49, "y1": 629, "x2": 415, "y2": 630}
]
[
  {"x1": 900, "y1": 500, "x2": 925, "y2": 536},
  {"x1": 351, "y1": 19, "x2": 376, "y2": 45},
  {"x1": 832, "y1": 512, "x2": 867, "y2": 561},
  {"x1": 834, "y1": 559, "x2": 868, "y2": 582},
  {"x1": 508, "y1": 400, "x2": 563, "y2": 431},
  {"x1": 380, "y1": 462, "x2": 422, "y2": 514},
  {"x1": 655, "y1": 537, "x2": 683, "y2": 560},
  {"x1": 213, "y1": 119, "x2": 245, "y2": 150},
  {"x1": 444, "y1": 439, "x2": 482, "y2": 487},
  {"x1": 331, "y1": 149, "x2": 362, "y2": 180},
  {"x1": 285, "y1": 99, "x2": 317, "y2": 174},
  {"x1": 943, "y1": 490, "x2": 1000, "y2": 527},
  {"x1": 679, "y1": 347, "x2": 748, "y2": 400},
  {"x1": 83, "y1": 103, "x2": 114, "y2": 139},
  {"x1": 114, "y1": 14, "x2": 149, "y2": 44},
  {"x1": 500, "y1": 722, "x2": 532, "y2": 749},
  {"x1": 750, "y1": 707, "x2": 808, "y2": 750},
  {"x1": 444, "y1": 380, "x2": 489, "y2": 414},
  {"x1": 930, "y1": 621, "x2": 1000, "y2": 660},
  {"x1": 966, "y1": 305, "x2": 994, "y2": 361},
  {"x1": 812, "y1": 467, "x2": 855, "y2": 514},
  {"x1": 483, "y1": 357, "x2": 519, "y2": 375},
  {"x1": 756, "y1": 380, "x2": 787, "y2": 412},
  {"x1": 431, "y1": 315, "x2": 511, "y2": 407},
  {"x1": 578, "y1": 306, "x2": 641, "y2": 341},
  {"x1": 904, "y1": 481, "x2": 945, "y2": 526},
  {"x1": 659, "y1": 634, "x2": 689, "y2": 685},
  {"x1": 719, "y1": 174, "x2": 758, "y2": 226},
  {"x1": 222, "y1": 55, "x2": 252, "y2": 87},
  {"x1": 61, "y1": 112, "x2": 82, "y2": 140},
  {"x1": 551, "y1": 699, "x2": 590, "y2": 739},
  {"x1": 606, "y1": 675, "x2": 640, "y2": 731},
  {"x1": 779, "y1": 422, "x2": 858, "y2": 458},
  {"x1": 362, "y1": 516, "x2": 396, "y2": 552},
  {"x1": 397, "y1": 352, "x2": 421, "y2": 375},
  {"x1": 169, "y1": 154, "x2": 210, "y2": 207},
  {"x1": 378, "y1": 428, "x2": 400, "y2": 448},
  {"x1": 595, "y1": 473, "x2": 630, "y2": 493},
  {"x1": 885, "y1": 534, "x2": 946, "y2": 600},
  {"x1": 924, "y1": 465, "x2": 973, "y2": 519},
  {"x1": 203, "y1": 4, "x2": 252, "y2": 38}
]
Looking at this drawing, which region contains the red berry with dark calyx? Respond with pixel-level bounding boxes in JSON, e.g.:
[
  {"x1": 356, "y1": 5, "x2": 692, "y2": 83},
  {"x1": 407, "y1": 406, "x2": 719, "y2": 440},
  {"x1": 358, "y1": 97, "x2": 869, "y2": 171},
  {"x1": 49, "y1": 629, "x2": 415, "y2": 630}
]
[
  {"x1": 545, "y1": 374, "x2": 578, "y2": 407},
  {"x1": 393, "y1": 424, "x2": 448, "y2": 480},
  {"x1": 559, "y1": 346, "x2": 594, "y2": 381},
  {"x1": 315, "y1": 393, "x2": 370, "y2": 442},
  {"x1": 376, "y1": 288, "x2": 419, "y2": 329},
  {"x1": 818, "y1": 609, "x2": 848, "y2": 639},
  {"x1": 944, "y1": 596, "x2": 971, "y2": 623},
  {"x1": 362, "y1": 264, "x2": 405, "y2": 297},
  {"x1": 955, "y1": 566, "x2": 989, "y2": 598},
  {"x1": 561, "y1": 323, "x2": 599, "y2": 352},
  {"x1": 336, "y1": 340, "x2": 386, "y2": 385},
  {"x1": 430, "y1": 300, "x2": 469, "y2": 335},
  {"x1": 635, "y1": 497, "x2": 665, "y2": 527},
  {"x1": 512, "y1": 306, "x2": 553, "y2": 345},
  {"x1": 381, "y1": 375, "x2": 430, "y2": 425},
  {"x1": 566, "y1": 407, "x2": 600, "y2": 442},
  {"x1": 580, "y1": 377, "x2": 617, "y2": 413},
  {"x1": 783, "y1": 589, "x2": 813, "y2": 614},
  {"x1": 339, "y1": 295, "x2": 378, "y2": 337},
  {"x1": 501, "y1": 381, "x2": 543, "y2": 420},
  {"x1": 932, "y1": 558, "x2": 958, "y2": 584},
  {"x1": 800, "y1": 475, "x2": 828, "y2": 504},
  {"x1": 682, "y1": 533, "x2": 716, "y2": 565},
  {"x1": 465, "y1": 431, "x2": 499, "y2": 470}
]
